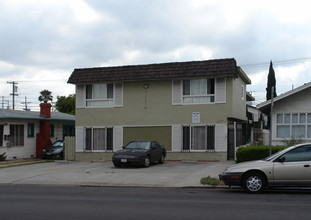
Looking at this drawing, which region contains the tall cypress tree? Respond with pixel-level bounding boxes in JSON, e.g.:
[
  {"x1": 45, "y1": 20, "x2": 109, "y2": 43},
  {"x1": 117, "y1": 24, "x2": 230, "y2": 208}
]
[{"x1": 266, "y1": 61, "x2": 277, "y2": 100}]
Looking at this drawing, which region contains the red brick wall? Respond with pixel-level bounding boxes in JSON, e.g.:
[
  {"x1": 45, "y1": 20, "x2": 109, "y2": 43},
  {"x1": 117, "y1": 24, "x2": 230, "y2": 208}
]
[{"x1": 36, "y1": 103, "x2": 52, "y2": 158}]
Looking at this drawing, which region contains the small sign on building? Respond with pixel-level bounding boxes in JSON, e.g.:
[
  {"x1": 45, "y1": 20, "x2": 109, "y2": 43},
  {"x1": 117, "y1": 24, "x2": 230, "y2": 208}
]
[{"x1": 192, "y1": 112, "x2": 200, "y2": 123}]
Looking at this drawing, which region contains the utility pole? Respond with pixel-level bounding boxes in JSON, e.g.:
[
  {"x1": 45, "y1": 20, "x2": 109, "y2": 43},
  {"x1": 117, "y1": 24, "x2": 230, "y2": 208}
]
[
  {"x1": 7, "y1": 81, "x2": 18, "y2": 110},
  {"x1": 0, "y1": 96, "x2": 5, "y2": 109},
  {"x1": 6, "y1": 100, "x2": 10, "y2": 109},
  {"x1": 22, "y1": 96, "x2": 31, "y2": 111}
]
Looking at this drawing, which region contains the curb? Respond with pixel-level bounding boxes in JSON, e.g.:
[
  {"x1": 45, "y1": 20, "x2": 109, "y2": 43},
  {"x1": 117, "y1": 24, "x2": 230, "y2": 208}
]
[{"x1": 0, "y1": 159, "x2": 52, "y2": 168}]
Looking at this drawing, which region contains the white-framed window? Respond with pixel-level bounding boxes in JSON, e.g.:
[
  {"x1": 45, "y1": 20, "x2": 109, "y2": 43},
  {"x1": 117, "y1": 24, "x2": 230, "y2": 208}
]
[
  {"x1": 277, "y1": 113, "x2": 311, "y2": 139},
  {"x1": 172, "y1": 77, "x2": 225, "y2": 105},
  {"x1": 86, "y1": 83, "x2": 114, "y2": 107},
  {"x1": 0, "y1": 125, "x2": 3, "y2": 147},
  {"x1": 182, "y1": 125, "x2": 215, "y2": 151},
  {"x1": 9, "y1": 124, "x2": 24, "y2": 147},
  {"x1": 182, "y1": 78, "x2": 215, "y2": 104},
  {"x1": 84, "y1": 127, "x2": 113, "y2": 152}
]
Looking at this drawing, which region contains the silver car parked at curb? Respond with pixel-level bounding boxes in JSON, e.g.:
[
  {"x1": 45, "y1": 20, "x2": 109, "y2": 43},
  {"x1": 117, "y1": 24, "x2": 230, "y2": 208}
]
[{"x1": 219, "y1": 143, "x2": 311, "y2": 193}]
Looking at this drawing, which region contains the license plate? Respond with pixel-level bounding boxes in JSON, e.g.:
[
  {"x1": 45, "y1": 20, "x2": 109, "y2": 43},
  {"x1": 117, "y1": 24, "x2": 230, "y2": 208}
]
[
  {"x1": 46, "y1": 153, "x2": 51, "y2": 155},
  {"x1": 121, "y1": 159, "x2": 127, "y2": 163}
]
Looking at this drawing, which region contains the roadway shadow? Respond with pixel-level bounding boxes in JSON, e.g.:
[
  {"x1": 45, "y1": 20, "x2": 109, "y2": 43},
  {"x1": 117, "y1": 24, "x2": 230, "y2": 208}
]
[{"x1": 221, "y1": 186, "x2": 311, "y2": 195}]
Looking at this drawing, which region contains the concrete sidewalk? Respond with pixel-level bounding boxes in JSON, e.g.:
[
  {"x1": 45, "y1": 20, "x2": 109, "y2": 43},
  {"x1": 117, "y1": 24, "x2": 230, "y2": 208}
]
[{"x1": 0, "y1": 160, "x2": 234, "y2": 187}]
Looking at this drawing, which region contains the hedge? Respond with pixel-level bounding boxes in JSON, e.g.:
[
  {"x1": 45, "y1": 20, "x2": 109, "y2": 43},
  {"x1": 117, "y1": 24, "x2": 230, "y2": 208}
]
[
  {"x1": 236, "y1": 145, "x2": 287, "y2": 163},
  {"x1": 0, "y1": 152, "x2": 6, "y2": 161}
]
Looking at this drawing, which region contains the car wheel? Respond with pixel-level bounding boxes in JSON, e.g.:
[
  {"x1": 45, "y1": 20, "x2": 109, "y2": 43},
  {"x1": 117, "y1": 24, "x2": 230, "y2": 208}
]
[
  {"x1": 114, "y1": 163, "x2": 121, "y2": 168},
  {"x1": 158, "y1": 154, "x2": 165, "y2": 164},
  {"x1": 242, "y1": 172, "x2": 266, "y2": 193},
  {"x1": 144, "y1": 156, "x2": 151, "y2": 167}
]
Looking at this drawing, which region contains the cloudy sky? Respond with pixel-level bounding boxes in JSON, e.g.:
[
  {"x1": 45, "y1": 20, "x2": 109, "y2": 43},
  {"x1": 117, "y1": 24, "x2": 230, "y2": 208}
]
[{"x1": 1, "y1": 0, "x2": 311, "y2": 111}]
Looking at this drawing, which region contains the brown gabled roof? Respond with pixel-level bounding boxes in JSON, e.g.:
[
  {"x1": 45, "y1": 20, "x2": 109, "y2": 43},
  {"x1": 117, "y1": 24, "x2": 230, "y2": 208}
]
[{"x1": 68, "y1": 58, "x2": 239, "y2": 84}]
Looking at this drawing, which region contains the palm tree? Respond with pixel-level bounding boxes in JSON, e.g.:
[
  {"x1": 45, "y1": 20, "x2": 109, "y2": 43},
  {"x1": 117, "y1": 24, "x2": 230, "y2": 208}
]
[{"x1": 38, "y1": 90, "x2": 53, "y2": 103}]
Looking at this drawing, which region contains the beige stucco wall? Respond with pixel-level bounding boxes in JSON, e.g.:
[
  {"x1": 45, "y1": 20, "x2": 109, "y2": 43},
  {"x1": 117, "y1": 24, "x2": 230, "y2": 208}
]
[
  {"x1": 74, "y1": 152, "x2": 227, "y2": 162},
  {"x1": 227, "y1": 77, "x2": 248, "y2": 121},
  {"x1": 76, "y1": 78, "x2": 247, "y2": 127}
]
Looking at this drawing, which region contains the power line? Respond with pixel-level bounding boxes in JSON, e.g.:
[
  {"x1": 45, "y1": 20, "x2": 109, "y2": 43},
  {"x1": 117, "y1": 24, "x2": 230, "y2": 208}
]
[
  {"x1": 240, "y1": 57, "x2": 311, "y2": 68},
  {"x1": 16, "y1": 79, "x2": 66, "y2": 83}
]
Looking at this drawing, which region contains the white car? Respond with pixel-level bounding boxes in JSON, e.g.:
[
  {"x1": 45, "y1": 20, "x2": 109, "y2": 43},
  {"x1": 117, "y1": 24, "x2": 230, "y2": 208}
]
[{"x1": 219, "y1": 143, "x2": 311, "y2": 193}]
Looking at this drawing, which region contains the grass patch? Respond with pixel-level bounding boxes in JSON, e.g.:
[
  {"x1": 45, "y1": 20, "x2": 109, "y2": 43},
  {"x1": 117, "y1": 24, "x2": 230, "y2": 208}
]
[
  {"x1": 0, "y1": 160, "x2": 54, "y2": 168},
  {"x1": 200, "y1": 176, "x2": 220, "y2": 186}
]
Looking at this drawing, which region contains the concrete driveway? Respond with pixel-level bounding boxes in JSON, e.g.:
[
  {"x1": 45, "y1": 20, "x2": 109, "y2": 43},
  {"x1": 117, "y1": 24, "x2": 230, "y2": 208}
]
[{"x1": 0, "y1": 160, "x2": 234, "y2": 187}]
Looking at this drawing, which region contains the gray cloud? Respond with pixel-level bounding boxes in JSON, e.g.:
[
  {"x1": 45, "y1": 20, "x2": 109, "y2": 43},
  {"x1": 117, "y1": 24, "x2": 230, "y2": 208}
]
[{"x1": 0, "y1": 0, "x2": 311, "y2": 109}]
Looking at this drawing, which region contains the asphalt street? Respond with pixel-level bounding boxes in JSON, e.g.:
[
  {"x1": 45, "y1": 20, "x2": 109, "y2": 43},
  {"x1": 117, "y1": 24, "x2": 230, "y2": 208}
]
[{"x1": 1, "y1": 185, "x2": 311, "y2": 220}]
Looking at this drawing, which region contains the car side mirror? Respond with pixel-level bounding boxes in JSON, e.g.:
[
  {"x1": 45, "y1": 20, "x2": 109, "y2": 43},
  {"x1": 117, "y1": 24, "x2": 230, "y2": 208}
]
[
  {"x1": 122, "y1": 146, "x2": 125, "y2": 149},
  {"x1": 278, "y1": 157, "x2": 286, "y2": 163}
]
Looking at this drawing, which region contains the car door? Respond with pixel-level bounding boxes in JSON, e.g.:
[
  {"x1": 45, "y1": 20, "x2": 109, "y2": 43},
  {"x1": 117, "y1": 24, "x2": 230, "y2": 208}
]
[
  {"x1": 150, "y1": 141, "x2": 162, "y2": 162},
  {"x1": 273, "y1": 145, "x2": 311, "y2": 185}
]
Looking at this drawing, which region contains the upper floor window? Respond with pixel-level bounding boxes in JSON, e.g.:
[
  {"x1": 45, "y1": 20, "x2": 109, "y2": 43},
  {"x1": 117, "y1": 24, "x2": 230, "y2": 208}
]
[
  {"x1": 241, "y1": 85, "x2": 245, "y2": 100},
  {"x1": 76, "y1": 83, "x2": 123, "y2": 108},
  {"x1": 86, "y1": 84, "x2": 114, "y2": 107},
  {"x1": 182, "y1": 79, "x2": 215, "y2": 104}
]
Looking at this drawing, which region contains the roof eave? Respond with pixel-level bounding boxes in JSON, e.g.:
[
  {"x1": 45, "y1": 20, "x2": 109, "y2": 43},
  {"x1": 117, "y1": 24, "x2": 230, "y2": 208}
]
[
  {"x1": 237, "y1": 67, "x2": 251, "y2": 84},
  {"x1": 67, "y1": 58, "x2": 239, "y2": 85},
  {"x1": 257, "y1": 81, "x2": 311, "y2": 110}
]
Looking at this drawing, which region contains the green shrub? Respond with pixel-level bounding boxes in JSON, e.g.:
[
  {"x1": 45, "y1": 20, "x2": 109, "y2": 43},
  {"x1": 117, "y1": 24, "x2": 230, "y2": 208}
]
[
  {"x1": 200, "y1": 176, "x2": 219, "y2": 186},
  {"x1": 283, "y1": 137, "x2": 303, "y2": 147},
  {"x1": 236, "y1": 145, "x2": 287, "y2": 163},
  {"x1": 0, "y1": 152, "x2": 7, "y2": 161}
]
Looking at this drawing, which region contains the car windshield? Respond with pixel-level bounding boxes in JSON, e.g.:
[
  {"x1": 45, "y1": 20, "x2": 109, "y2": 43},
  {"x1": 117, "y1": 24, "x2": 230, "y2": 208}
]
[
  {"x1": 264, "y1": 146, "x2": 294, "y2": 161},
  {"x1": 53, "y1": 141, "x2": 63, "y2": 148},
  {"x1": 125, "y1": 142, "x2": 150, "y2": 150}
]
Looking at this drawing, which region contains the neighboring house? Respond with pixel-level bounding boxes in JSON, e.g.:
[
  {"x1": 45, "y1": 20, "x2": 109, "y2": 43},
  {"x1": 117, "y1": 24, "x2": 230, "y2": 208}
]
[
  {"x1": 0, "y1": 108, "x2": 75, "y2": 159},
  {"x1": 257, "y1": 81, "x2": 311, "y2": 145},
  {"x1": 68, "y1": 58, "x2": 251, "y2": 161}
]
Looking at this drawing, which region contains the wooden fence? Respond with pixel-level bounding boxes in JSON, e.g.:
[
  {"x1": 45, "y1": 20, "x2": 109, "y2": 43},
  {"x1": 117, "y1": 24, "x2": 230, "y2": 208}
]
[{"x1": 64, "y1": 136, "x2": 75, "y2": 161}]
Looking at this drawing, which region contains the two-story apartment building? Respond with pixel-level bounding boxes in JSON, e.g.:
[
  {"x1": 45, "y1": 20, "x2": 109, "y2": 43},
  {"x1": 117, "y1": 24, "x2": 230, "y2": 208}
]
[{"x1": 68, "y1": 58, "x2": 251, "y2": 161}]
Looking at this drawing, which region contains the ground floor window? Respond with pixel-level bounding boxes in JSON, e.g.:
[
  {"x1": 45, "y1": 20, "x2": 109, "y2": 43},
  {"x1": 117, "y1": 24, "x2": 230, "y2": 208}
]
[
  {"x1": 182, "y1": 125, "x2": 215, "y2": 151},
  {"x1": 0, "y1": 125, "x2": 3, "y2": 147},
  {"x1": 50, "y1": 124, "x2": 54, "y2": 137},
  {"x1": 9, "y1": 124, "x2": 24, "y2": 146},
  {"x1": 84, "y1": 127, "x2": 113, "y2": 151},
  {"x1": 27, "y1": 123, "x2": 34, "y2": 137},
  {"x1": 277, "y1": 113, "x2": 311, "y2": 139}
]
